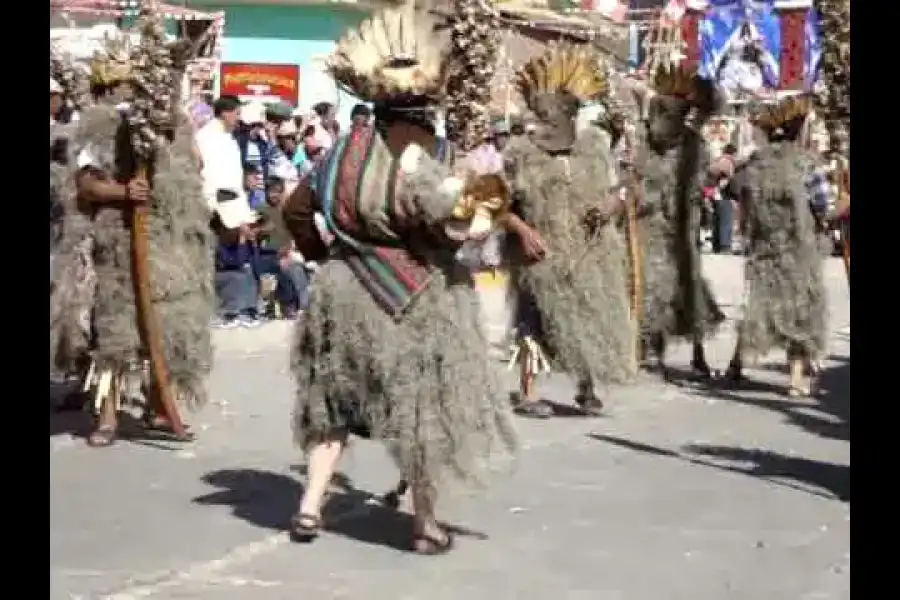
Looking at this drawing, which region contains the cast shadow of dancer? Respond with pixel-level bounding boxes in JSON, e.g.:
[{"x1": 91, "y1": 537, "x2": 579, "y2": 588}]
[
  {"x1": 700, "y1": 357, "x2": 849, "y2": 442},
  {"x1": 193, "y1": 468, "x2": 487, "y2": 552},
  {"x1": 587, "y1": 433, "x2": 848, "y2": 502}
]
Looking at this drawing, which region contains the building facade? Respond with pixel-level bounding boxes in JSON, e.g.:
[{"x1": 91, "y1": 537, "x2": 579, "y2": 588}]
[{"x1": 187, "y1": 1, "x2": 372, "y2": 121}]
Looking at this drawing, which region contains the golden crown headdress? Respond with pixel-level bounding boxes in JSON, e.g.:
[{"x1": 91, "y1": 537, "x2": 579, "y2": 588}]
[
  {"x1": 517, "y1": 43, "x2": 609, "y2": 109},
  {"x1": 651, "y1": 64, "x2": 698, "y2": 100},
  {"x1": 753, "y1": 94, "x2": 813, "y2": 134},
  {"x1": 326, "y1": 6, "x2": 448, "y2": 103}
]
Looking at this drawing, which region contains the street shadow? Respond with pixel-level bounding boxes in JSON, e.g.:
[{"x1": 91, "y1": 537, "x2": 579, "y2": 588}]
[
  {"x1": 587, "y1": 433, "x2": 848, "y2": 502},
  {"x1": 683, "y1": 443, "x2": 849, "y2": 502},
  {"x1": 193, "y1": 468, "x2": 487, "y2": 553},
  {"x1": 50, "y1": 380, "x2": 91, "y2": 437},
  {"x1": 697, "y1": 356, "x2": 849, "y2": 441},
  {"x1": 49, "y1": 410, "x2": 92, "y2": 438}
]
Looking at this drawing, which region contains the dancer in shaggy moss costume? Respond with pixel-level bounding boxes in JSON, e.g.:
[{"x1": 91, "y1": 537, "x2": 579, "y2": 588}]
[
  {"x1": 50, "y1": 38, "x2": 214, "y2": 447},
  {"x1": 282, "y1": 5, "x2": 517, "y2": 554},
  {"x1": 504, "y1": 44, "x2": 635, "y2": 418},
  {"x1": 633, "y1": 66, "x2": 726, "y2": 381},
  {"x1": 722, "y1": 95, "x2": 828, "y2": 397},
  {"x1": 50, "y1": 50, "x2": 95, "y2": 387}
]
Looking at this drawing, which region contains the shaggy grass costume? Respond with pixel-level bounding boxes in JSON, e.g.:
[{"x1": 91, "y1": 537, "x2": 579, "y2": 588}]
[
  {"x1": 634, "y1": 70, "x2": 725, "y2": 375},
  {"x1": 506, "y1": 129, "x2": 635, "y2": 388},
  {"x1": 289, "y1": 128, "x2": 518, "y2": 488},
  {"x1": 50, "y1": 99, "x2": 214, "y2": 410},
  {"x1": 736, "y1": 135, "x2": 828, "y2": 361}
]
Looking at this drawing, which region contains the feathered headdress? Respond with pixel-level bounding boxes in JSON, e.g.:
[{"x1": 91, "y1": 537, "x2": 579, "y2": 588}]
[
  {"x1": 326, "y1": 6, "x2": 448, "y2": 103},
  {"x1": 651, "y1": 64, "x2": 697, "y2": 100},
  {"x1": 753, "y1": 94, "x2": 813, "y2": 135},
  {"x1": 517, "y1": 43, "x2": 609, "y2": 108},
  {"x1": 90, "y1": 34, "x2": 134, "y2": 86}
]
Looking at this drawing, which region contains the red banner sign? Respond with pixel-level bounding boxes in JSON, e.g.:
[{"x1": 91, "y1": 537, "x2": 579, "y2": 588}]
[{"x1": 219, "y1": 62, "x2": 300, "y2": 105}]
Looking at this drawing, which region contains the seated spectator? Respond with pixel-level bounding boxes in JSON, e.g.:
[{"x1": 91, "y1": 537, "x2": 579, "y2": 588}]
[
  {"x1": 300, "y1": 122, "x2": 332, "y2": 175},
  {"x1": 312, "y1": 101, "x2": 340, "y2": 138},
  {"x1": 277, "y1": 120, "x2": 302, "y2": 164},
  {"x1": 254, "y1": 176, "x2": 311, "y2": 317},
  {"x1": 236, "y1": 102, "x2": 269, "y2": 173},
  {"x1": 211, "y1": 192, "x2": 262, "y2": 329},
  {"x1": 244, "y1": 163, "x2": 266, "y2": 210}
]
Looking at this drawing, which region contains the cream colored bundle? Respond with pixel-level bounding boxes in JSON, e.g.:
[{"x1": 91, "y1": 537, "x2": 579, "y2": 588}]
[{"x1": 326, "y1": 6, "x2": 448, "y2": 102}]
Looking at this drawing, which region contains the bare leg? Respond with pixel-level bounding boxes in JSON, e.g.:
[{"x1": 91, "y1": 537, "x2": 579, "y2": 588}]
[
  {"x1": 290, "y1": 429, "x2": 347, "y2": 542},
  {"x1": 410, "y1": 478, "x2": 453, "y2": 555},
  {"x1": 787, "y1": 343, "x2": 811, "y2": 397},
  {"x1": 87, "y1": 376, "x2": 118, "y2": 448},
  {"x1": 514, "y1": 344, "x2": 552, "y2": 418}
]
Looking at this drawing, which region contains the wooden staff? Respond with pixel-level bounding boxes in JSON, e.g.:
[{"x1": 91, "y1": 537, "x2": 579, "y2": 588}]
[
  {"x1": 132, "y1": 165, "x2": 187, "y2": 439},
  {"x1": 622, "y1": 172, "x2": 643, "y2": 372},
  {"x1": 129, "y1": 2, "x2": 188, "y2": 440}
]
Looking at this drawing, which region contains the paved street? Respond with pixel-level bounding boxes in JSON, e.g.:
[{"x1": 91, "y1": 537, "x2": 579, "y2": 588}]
[{"x1": 50, "y1": 255, "x2": 850, "y2": 600}]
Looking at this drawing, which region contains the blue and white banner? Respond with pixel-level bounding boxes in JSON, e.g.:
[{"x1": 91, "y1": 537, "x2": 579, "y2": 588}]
[
  {"x1": 698, "y1": 2, "x2": 781, "y2": 89},
  {"x1": 804, "y1": 8, "x2": 822, "y2": 89}
]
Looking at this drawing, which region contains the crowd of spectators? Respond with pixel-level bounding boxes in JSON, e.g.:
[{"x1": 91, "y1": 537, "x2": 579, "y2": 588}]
[{"x1": 193, "y1": 94, "x2": 373, "y2": 329}]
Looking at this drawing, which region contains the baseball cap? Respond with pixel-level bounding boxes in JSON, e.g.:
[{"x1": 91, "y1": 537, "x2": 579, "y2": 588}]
[{"x1": 266, "y1": 101, "x2": 294, "y2": 121}]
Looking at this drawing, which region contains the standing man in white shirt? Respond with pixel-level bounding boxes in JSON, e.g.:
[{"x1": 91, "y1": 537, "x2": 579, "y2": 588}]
[
  {"x1": 195, "y1": 95, "x2": 249, "y2": 211},
  {"x1": 196, "y1": 96, "x2": 264, "y2": 328}
]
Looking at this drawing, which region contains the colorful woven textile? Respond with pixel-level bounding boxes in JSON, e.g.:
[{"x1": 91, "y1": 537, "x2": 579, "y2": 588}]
[{"x1": 317, "y1": 130, "x2": 454, "y2": 319}]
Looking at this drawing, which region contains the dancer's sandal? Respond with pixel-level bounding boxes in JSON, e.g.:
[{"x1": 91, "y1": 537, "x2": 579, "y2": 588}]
[
  {"x1": 86, "y1": 425, "x2": 117, "y2": 448},
  {"x1": 690, "y1": 359, "x2": 714, "y2": 380},
  {"x1": 514, "y1": 401, "x2": 553, "y2": 419},
  {"x1": 411, "y1": 529, "x2": 455, "y2": 556},
  {"x1": 575, "y1": 394, "x2": 604, "y2": 416},
  {"x1": 141, "y1": 414, "x2": 196, "y2": 442},
  {"x1": 288, "y1": 513, "x2": 322, "y2": 543},
  {"x1": 719, "y1": 365, "x2": 745, "y2": 387},
  {"x1": 382, "y1": 480, "x2": 409, "y2": 510},
  {"x1": 787, "y1": 384, "x2": 812, "y2": 398}
]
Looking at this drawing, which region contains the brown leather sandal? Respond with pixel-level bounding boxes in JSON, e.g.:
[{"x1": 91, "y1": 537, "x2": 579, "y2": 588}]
[
  {"x1": 87, "y1": 425, "x2": 117, "y2": 448},
  {"x1": 289, "y1": 513, "x2": 321, "y2": 543},
  {"x1": 411, "y1": 529, "x2": 455, "y2": 556},
  {"x1": 141, "y1": 414, "x2": 196, "y2": 442},
  {"x1": 382, "y1": 480, "x2": 409, "y2": 510}
]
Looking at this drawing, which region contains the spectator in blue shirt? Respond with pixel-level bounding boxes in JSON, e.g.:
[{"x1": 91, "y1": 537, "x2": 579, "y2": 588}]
[
  {"x1": 244, "y1": 164, "x2": 266, "y2": 210},
  {"x1": 235, "y1": 103, "x2": 271, "y2": 179},
  {"x1": 211, "y1": 192, "x2": 262, "y2": 329}
]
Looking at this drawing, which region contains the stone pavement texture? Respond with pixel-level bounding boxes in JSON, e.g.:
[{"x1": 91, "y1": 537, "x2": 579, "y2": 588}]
[{"x1": 50, "y1": 255, "x2": 850, "y2": 600}]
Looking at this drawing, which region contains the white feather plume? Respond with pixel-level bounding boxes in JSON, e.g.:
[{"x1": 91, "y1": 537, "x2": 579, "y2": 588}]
[{"x1": 326, "y1": 5, "x2": 447, "y2": 102}]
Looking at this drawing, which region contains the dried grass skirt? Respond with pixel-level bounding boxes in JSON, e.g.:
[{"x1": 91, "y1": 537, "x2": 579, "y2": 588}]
[{"x1": 292, "y1": 260, "x2": 518, "y2": 488}]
